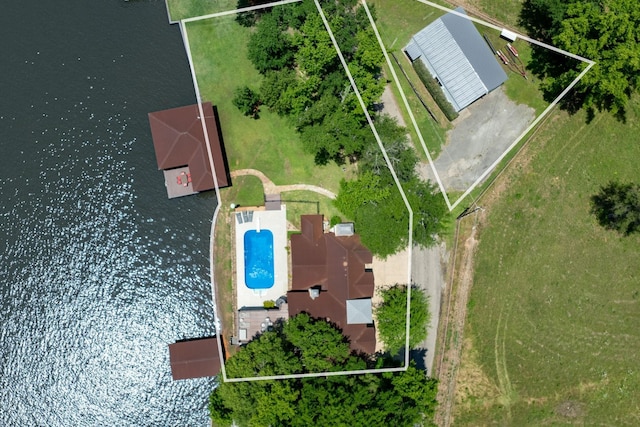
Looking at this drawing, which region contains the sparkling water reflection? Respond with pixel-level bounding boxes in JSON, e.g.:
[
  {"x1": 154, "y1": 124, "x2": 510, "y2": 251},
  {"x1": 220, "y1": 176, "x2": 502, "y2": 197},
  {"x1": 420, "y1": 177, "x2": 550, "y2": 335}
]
[{"x1": 1, "y1": 0, "x2": 217, "y2": 425}]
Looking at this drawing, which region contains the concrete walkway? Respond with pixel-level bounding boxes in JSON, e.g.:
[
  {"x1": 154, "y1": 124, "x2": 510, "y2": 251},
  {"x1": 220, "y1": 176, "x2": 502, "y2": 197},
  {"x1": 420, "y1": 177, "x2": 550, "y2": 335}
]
[{"x1": 231, "y1": 169, "x2": 336, "y2": 199}]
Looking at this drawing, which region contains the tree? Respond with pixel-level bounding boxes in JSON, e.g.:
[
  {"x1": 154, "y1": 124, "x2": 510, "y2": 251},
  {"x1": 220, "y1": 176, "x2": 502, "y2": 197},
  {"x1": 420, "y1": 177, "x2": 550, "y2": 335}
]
[
  {"x1": 354, "y1": 188, "x2": 409, "y2": 257},
  {"x1": 247, "y1": 12, "x2": 295, "y2": 74},
  {"x1": 405, "y1": 178, "x2": 448, "y2": 248},
  {"x1": 232, "y1": 86, "x2": 261, "y2": 118},
  {"x1": 335, "y1": 172, "x2": 447, "y2": 257},
  {"x1": 519, "y1": 0, "x2": 571, "y2": 42},
  {"x1": 590, "y1": 181, "x2": 640, "y2": 235},
  {"x1": 208, "y1": 314, "x2": 439, "y2": 426},
  {"x1": 282, "y1": 313, "x2": 352, "y2": 372},
  {"x1": 360, "y1": 115, "x2": 419, "y2": 183},
  {"x1": 293, "y1": 12, "x2": 338, "y2": 77},
  {"x1": 520, "y1": 0, "x2": 640, "y2": 119},
  {"x1": 334, "y1": 172, "x2": 391, "y2": 220},
  {"x1": 260, "y1": 69, "x2": 300, "y2": 116},
  {"x1": 375, "y1": 284, "x2": 430, "y2": 355}
]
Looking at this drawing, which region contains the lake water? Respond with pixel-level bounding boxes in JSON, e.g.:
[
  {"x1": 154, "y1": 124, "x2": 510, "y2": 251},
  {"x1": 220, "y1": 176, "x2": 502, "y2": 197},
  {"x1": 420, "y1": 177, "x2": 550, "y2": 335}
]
[{"x1": 0, "y1": 0, "x2": 218, "y2": 425}]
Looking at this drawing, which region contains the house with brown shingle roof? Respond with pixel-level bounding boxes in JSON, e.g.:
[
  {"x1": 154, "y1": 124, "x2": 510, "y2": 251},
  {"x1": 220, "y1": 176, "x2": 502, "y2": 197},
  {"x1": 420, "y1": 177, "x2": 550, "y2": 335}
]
[{"x1": 287, "y1": 215, "x2": 376, "y2": 355}]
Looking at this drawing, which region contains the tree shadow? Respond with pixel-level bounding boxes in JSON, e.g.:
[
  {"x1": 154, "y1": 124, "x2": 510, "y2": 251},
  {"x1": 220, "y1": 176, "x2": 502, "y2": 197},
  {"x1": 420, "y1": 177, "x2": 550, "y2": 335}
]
[
  {"x1": 590, "y1": 181, "x2": 640, "y2": 236},
  {"x1": 516, "y1": 1, "x2": 627, "y2": 122}
]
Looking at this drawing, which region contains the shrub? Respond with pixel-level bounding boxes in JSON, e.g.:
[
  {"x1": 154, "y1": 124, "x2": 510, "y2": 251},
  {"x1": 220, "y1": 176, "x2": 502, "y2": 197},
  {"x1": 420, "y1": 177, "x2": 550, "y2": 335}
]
[
  {"x1": 329, "y1": 215, "x2": 342, "y2": 227},
  {"x1": 263, "y1": 300, "x2": 276, "y2": 309},
  {"x1": 232, "y1": 86, "x2": 261, "y2": 119},
  {"x1": 412, "y1": 60, "x2": 459, "y2": 121}
]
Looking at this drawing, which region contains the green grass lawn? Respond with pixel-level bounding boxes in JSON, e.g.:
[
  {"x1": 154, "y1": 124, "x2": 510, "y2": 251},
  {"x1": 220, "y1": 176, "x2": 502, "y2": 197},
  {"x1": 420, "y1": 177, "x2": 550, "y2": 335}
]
[
  {"x1": 166, "y1": 0, "x2": 237, "y2": 21},
  {"x1": 227, "y1": 175, "x2": 264, "y2": 207},
  {"x1": 481, "y1": 28, "x2": 550, "y2": 115},
  {"x1": 185, "y1": 14, "x2": 347, "y2": 192},
  {"x1": 369, "y1": 0, "x2": 447, "y2": 50},
  {"x1": 476, "y1": 0, "x2": 526, "y2": 31},
  {"x1": 280, "y1": 190, "x2": 343, "y2": 229},
  {"x1": 456, "y1": 100, "x2": 640, "y2": 425}
]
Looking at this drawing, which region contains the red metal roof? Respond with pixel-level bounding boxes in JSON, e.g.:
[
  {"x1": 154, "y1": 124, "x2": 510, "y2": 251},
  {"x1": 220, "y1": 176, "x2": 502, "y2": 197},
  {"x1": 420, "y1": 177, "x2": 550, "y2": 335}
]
[
  {"x1": 148, "y1": 102, "x2": 229, "y2": 192},
  {"x1": 168, "y1": 337, "x2": 221, "y2": 380},
  {"x1": 288, "y1": 215, "x2": 376, "y2": 354}
]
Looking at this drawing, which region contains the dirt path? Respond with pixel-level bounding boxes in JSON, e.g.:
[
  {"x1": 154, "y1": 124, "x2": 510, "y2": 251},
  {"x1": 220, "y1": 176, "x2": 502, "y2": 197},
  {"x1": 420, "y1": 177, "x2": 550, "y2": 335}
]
[
  {"x1": 446, "y1": 0, "x2": 518, "y2": 30},
  {"x1": 379, "y1": 85, "x2": 407, "y2": 127},
  {"x1": 231, "y1": 169, "x2": 336, "y2": 199},
  {"x1": 434, "y1": 213, "x2": 481, "y2": 427}
]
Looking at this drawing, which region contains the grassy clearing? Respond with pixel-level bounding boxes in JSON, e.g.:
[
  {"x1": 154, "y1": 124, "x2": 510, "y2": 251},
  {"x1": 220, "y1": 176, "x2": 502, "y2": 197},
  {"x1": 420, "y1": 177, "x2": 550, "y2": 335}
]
[
  {"x1": 455, "y1": 101, "x2": 640, "y2": 424},
  {"x1": 230, "y1": 175, "x2": 264, "y2": 207},
  {"x1": 476, "y1": 0, "x2": 525, "y2": 31},
  {"x1": 185, "y1": 15, "x2": 347, "y2": 192},
  {"x1": 480, "y1": 28, "x2": 549, "y2": 115},
  {"x1": 369, "y1": 0, "x2": 447, "y2": 50},
  {"x1": 213, "y1": 187, "x2": 240, "y2": 356},
  {"x1": 166, "y1": 0, "x2": 237, "y2": 22},
  {"x1": 280, "y1": 190, "x2": 342, "y2": 230}
]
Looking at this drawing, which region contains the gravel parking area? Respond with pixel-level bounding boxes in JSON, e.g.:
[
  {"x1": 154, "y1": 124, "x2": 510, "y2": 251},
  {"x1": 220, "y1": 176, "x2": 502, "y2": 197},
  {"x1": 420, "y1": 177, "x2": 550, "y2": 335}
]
[{"x1": 421, "y1": 87, "x2": 535, "y2": 191}]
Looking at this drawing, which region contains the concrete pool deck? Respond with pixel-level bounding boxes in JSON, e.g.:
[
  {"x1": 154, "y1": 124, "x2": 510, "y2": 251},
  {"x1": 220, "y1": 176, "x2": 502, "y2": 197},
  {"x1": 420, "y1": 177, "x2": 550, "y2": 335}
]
[{"x1": 235, "y1": 206, "x2": 289, "y2": 310}]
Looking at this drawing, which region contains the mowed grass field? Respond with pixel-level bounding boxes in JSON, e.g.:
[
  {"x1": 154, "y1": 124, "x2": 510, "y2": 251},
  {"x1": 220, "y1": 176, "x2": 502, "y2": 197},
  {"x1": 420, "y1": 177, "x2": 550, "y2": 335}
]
[
  {"x1": 185, "y1": 14, "x2": 347, "y2": 192},
  {"x1": 455, "y1": 98, "x2": 640, "y2": 423}
]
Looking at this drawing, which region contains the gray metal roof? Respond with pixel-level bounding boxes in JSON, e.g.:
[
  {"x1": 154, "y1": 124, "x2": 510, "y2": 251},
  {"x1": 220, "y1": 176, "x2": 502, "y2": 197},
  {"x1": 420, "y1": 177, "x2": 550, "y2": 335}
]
[
  {"x1": 405, "y1": 8, "x2": 507, "y2": 112},
  {"x1": 346, "y1": 298, "x2": 373, "y2": 324},
  {"x1": 441, "y1": 8, "x2": 507, "y2": 93},
  {"x1": 405, "y1": 40, "x2": 422, "y2": 61}
]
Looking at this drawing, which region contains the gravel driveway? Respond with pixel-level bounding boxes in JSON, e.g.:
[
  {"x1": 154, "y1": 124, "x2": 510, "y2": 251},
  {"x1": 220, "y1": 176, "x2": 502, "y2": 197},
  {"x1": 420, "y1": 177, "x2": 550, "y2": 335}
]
[{"x1": 420, "y1": 87, "x2": 535, "y2": 191}]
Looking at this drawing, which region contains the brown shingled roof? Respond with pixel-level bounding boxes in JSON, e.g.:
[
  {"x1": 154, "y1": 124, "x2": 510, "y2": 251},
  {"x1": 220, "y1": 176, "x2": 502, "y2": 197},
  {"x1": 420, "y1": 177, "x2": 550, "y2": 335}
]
[
  {"x1": 168, "y1": 337, "x2": 221, "y2": 380},
  {"x1": 287, "y1": 215, "x2": 376, "y2": 354},
  {"x1": 148, "y1": 102, "x2": 229, "y2": 192}
]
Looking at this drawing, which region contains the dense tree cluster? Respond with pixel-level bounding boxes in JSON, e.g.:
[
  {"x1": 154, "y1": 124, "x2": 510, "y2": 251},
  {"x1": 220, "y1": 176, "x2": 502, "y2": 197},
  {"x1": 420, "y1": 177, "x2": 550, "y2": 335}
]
[
  {"x1": 208, "y1": 313, "x2": 438, "y2": 426},
  {"x1": 590, "y1": 181, "x2": 640, "y2": 235},
  {"x1": 240, "y1": 0, "x2": 385, "y2": 164},
  {"x1": 520, "y1": 0, "x2": 640, "y2": 119},
  {"x1": 375, "y1": 284, "x2": 430, "y2": 355},
  {"x1": 335, "y1": 116, "x2": 448, "y2": 257}
]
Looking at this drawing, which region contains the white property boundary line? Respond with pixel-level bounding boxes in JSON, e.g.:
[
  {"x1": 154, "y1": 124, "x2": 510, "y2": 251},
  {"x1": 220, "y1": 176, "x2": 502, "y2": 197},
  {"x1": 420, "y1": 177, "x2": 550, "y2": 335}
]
[
  {"x1": 361, "y1": 0, "x2": 452, "y2": 211},
  {"x1": 178, "y1": 0, "x2": 415, "y2": 383},
  {"x1": 372, "y1": 0, "x2": 595, "y2": 212},
  {"x1": 178, "y1": 20, "x2": 228, "y2": 382}
]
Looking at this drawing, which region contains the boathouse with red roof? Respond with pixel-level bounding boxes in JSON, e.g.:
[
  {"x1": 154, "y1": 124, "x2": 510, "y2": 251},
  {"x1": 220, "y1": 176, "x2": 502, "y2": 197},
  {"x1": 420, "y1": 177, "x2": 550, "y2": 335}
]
[
  {"x1": 148, "y1": 102, "x2": 230, "y2": 198},
  {"x1": 168, "y1": 337, "x2": 222, "y2": 380}
]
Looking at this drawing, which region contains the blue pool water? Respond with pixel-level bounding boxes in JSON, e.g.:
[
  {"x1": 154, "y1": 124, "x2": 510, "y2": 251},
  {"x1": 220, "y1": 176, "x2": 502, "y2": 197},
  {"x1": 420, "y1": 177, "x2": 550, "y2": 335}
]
[{"x1": 244, "y1": 230, "x2": 275, "y2": 289}]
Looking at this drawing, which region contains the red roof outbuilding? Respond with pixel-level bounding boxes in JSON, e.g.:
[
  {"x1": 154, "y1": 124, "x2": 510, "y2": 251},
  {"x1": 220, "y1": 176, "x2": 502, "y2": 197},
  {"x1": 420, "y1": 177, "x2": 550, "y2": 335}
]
[
  {"x1": 168, "y1": 337, "x2": 221, "y2": 380},
  {"x1": 148, "y1": 102, "x2": 229, "y2": 194}
]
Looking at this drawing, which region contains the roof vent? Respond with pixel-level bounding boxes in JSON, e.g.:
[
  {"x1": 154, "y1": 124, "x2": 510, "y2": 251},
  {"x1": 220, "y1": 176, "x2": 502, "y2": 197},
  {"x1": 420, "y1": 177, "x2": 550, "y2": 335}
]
[{"x1": 308, "y1": 288, "x2": 320, "y2": 300}]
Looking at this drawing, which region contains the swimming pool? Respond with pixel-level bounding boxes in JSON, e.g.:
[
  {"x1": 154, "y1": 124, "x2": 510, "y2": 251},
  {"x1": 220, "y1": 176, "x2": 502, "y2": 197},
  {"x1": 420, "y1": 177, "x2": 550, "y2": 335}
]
[{"x1": 243, "y1": 230, "x2": 275, "y2": 289}]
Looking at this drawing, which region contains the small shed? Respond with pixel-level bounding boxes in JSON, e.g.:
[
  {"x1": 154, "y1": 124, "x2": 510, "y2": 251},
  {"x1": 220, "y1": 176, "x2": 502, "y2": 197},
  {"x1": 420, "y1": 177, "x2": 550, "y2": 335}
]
[
  {"x1": 405, "y1": 7, "x2": 507, "y2": 112},
  {"x1": 168, "y1": 337, "x2": 221, "y2": 380}
]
